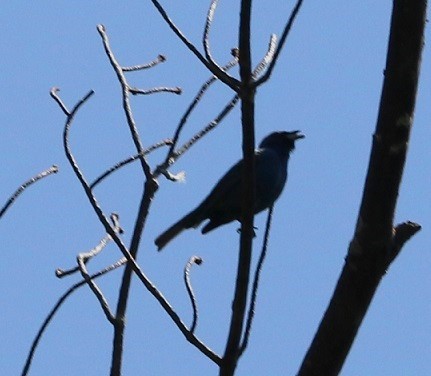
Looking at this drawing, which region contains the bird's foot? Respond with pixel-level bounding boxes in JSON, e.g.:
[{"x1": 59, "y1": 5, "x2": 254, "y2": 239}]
[{"x1": 236, "y1": 226, "x2": 257, "y2": 237}]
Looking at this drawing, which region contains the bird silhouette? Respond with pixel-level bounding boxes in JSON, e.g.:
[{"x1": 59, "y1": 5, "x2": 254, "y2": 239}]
[{"x1": 155, "y1": 130, "x2": 304, "y2": 251}]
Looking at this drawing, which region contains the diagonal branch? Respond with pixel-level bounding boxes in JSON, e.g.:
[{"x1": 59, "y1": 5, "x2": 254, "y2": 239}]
[
  {"x1": 254, "y1": 0, "x2": 304, "y2": 87},
  {"x1": 53, "y1": 89, "x2": 220, "y2": 367},
  {"x1": 0, "y1": 165, "x2": 58, "y2": 219},
  {"x1": 298, "y1": 1, "x2": 426, "y2": 374},
  {"x1": 148, "y1": 0, "x2": 240, "y2": 90},
  {"x1": 154, "y1": 52, "x2": 239, "y2": 179},
  {"x1": 22, "y1": 258, "x2": 127, "y2": 376},
  {"x1": 90, "y1": 139, "x2": 173, "y2": 189}
]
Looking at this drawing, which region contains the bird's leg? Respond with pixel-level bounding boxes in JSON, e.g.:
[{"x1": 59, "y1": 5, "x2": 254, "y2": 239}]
[{"x1": 236, "y1": 226, "x2": 258, "y2": 237}]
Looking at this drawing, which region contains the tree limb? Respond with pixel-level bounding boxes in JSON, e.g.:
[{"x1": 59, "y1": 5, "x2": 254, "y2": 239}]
[{"x1": 298, "y1": 1, "x2": 426, "y2": 374}]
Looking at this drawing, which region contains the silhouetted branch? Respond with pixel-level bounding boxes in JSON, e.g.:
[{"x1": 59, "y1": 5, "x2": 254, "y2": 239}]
[
  {"x1": 253, "y1": 34, "x2": 277, "y2": 78},
  {"x1": 184, "y1": 256, "x2": 203, "y2": 333},
  {"x1": 50, "y1": 87, "x2": 70, "y2": 115},
  {"x1": 149, "y1": 0, "x2": 240, "y2": 90},
  {"x1": 154, "y1": 51, "x2": 239, "y2": 179},
  {"x1": 389, "y1": 221, "x2": 422, "y2": 264},
  {"x1": 174, "y1": 95, "x2": 240, "y2": 160},
  {"x1": 52, "y1": 88, "x2": 220, "y2": 368},
  {"x1": 97, "y1": 24, "x2": 153, "y2": 179},
  {"x1": 221, "y1": 0, "x2": 255, "y2": 374},
  {"x1": 21, "y1": 258, "x2": 127, "y2": 376},
  {"x1": 129, "y1": 86, "x2": 182, "y2": 95},
  {"x1": 75, "y1": 214, "x2": 123, "y2": 324},
  {"x1": 122, "y1": 54, "x2": 166, "y2": 71},
  {"x1": 0, "y1": 165, "x2": 58, "y2": 219},
  {"x1": 254, "y1": 0, "x2": 304, "y2": 87},
  {"x1": 203, "y1": 0, "x2": 222, "y2": 73},
  {"x1": 298, "y1": 1, "x2": 426, "y2": 374},
  {"x1": 90, "y1": 139, "x2": 173, "y2": 189},
  {"x1": 56, "y1": 213, "x2": 123, "y2": 278},
  {"x1": 240, "y1": 206, "x2": 273, "y2": 355}
]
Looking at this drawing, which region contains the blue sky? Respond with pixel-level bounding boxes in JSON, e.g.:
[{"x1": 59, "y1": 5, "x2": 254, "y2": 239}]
[{"x1": 1, "y1": 1, "x2": 430, "y2": 375}]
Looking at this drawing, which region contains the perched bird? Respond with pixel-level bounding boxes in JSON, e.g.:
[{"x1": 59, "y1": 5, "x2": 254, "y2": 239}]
[{"x1": 155, "y1": 130, "x2": 304, "y2": 251}]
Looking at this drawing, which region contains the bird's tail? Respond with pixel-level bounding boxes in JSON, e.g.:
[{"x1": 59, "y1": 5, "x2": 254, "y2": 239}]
[{"x1": 155, "y1": 208, "x2": 204, "y2": 251}]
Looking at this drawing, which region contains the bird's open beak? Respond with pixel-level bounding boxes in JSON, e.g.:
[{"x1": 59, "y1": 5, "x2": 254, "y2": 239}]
[{"x1": 289, "y1": 130, "x2": 305, "y2": 140}]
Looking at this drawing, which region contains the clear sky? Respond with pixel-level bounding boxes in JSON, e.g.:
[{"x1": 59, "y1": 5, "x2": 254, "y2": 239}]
[{"x1": 1, "y1": 1, "x2": 430, "y2": 375}]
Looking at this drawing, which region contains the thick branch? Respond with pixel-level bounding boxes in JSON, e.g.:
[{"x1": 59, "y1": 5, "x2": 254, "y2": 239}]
[
  {"x1": 298, "y1": 1, "x2": 426, "y2": 375},
  {"x1": 221, "y1": 1, "x2": 255, "y2": 375}
]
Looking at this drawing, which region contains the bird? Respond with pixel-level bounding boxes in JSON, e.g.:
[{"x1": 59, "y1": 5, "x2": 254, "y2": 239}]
[{"x1": 155, "y1": 130, "x2": 304, "y2": 251}]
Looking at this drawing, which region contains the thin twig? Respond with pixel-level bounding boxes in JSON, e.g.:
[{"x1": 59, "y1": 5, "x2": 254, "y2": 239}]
[
  {"x1": 76, "y1": 214, "x2": 124, "y2": 324},
  {"x1": 0, "y1": 165, "x2": 58, "y2": 219},
  {"x1": 90, "y1": 139, "x2": 173, "y2": 189},
  {"x1": 21, "y1": 258, "x2": 127, "y2": 376},
  {"x1": 154, "y1": 52, "x2": 239, "y2": 178},
  {"x1": 122, "y1": 54, "x2": 166, "y2": 71},
  {"x1": 254, "y1": 0, "x2": 304, "y2": 87},
  {"x1": 97, "y1": 24, "x2": 152, "y2": 179},
  {"x1": 253, "y1": 34, "x2": 277, "y2": 79},
  {"x1": 148, "y1": 0, "x2": 239, "y2": 90},
  {"x1": 78, "y1": 252, "x2": 116, "y2": 323},
  {"x1": 50, "y1": 87, "x2": 70, "y2": 115},
  {"x1": 56, "y1": 213, "x2": 123, "y2": 278},
  {"x1": 56, "y1": 232, "x2": 112, "y2": 278},
  {"x1": 54, "y1": 89, "x2": 220, "y2": 364},
  {"x1": 156, "y1": 36, "x2": 274, "y2": 180},
  {"x1": 184, "y1": 256, "x2": 203, "y2": 333},
  {"x1": 240, "y1": 206, "x2": 273, "y2": 355},
  {"x1": 203, "y1": 0, "x2": 221, "y2": 71},
  {"x1": 174, "y1": 94, "x2": 240, "y2": 159},
  {"x1": 129, "y1": 86, "x2": 182, "y2": 95}
]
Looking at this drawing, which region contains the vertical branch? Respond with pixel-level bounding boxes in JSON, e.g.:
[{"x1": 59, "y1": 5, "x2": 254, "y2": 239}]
[
  {"x1": 298, "y1": 1, "x2": 426, "y2": 374},
  {"x1": 221, "y1": 1, "x2": 255, "y2": 375},
  {"x1": 240, "y1": 206, "x2": 273, "y2": 355}
]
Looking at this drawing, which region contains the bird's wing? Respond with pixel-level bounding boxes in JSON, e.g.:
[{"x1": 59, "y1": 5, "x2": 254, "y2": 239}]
[{"x1": 198, "y1": 150, "x2": 266, "y2": 214}]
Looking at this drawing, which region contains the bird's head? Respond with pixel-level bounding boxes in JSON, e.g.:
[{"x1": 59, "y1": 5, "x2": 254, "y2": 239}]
[{"x1": 259, "y1": 131, "x2": 305, "y2": 151}]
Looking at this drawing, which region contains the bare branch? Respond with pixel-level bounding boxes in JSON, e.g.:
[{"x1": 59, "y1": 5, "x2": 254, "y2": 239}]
[
  {"x1": 184, "y1": 256, "x2": 203, "y2": 334},
  {"x1": 298, "y1": 1, "x2": 426, "y2": 374},
  {"x1": 203, "y1": 0, "x2": 224, "y2": 75},
  {"x1": 21, "y1": 258, "x2": 127, "y2": 376},
  {"x1": 240, "y1": 206, "x2": 273, "y2": 355},
  {"x1": 122, "y1": 54, "x2": 166, "y2": 71},
  {"x1": 56, "y1": 213, "x2": 123, "y2": 278},
  {"x1": 77, "y1": 252, "x2": 116, "y2": 324},
  {"x1": 148, "y1": 0, "x2": 240, "y2": 90},
  {"x1": 221, "y1": 0, "x2": 256, "y2": 373},
  {"x1": 129, "y1": 86, "x2": 182, "y2": 95},
  {"x1": 55, "y1": 89, "x2": 220, "y2": 366},
  {"x1": 90, "y1": 139, "x2": 173, "y2": 189},
  {"x1": 154, "y1": 52, "x2": 239, "y2": 178},
  {"x1": 97, "y1": 24, "x2": 152, "y2": 179},
  {"x1": 254, "y1": 0, "x2": 304, "y2": 87},
  {"x1": 0, "y1": 165, "x2": 58, "y2": 220},
  {"x1": 389, "y1": 221, "x2": 422, "y2": 263},
  {"x1": 253, "y1": 34, "x2": 277, "y2": 78},
  {"x1": 174, "y1": 94, "x2": 239, "y2": 159},
  {"x1": 50, "y1": 87, "x2": 70, "y2": 115}
]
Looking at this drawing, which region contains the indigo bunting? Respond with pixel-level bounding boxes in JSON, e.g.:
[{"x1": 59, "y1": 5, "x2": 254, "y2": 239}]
[{"x1": 155, "y1": 131, "x2": 304, "y2": 250}]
